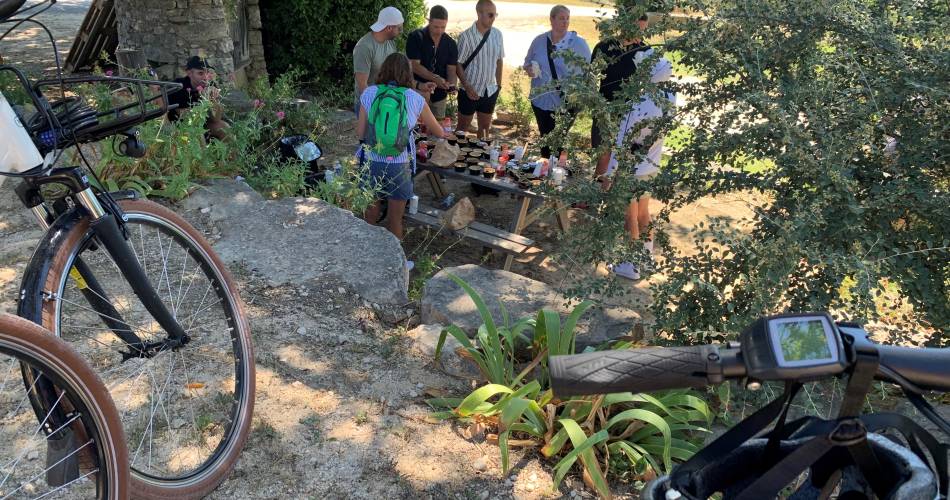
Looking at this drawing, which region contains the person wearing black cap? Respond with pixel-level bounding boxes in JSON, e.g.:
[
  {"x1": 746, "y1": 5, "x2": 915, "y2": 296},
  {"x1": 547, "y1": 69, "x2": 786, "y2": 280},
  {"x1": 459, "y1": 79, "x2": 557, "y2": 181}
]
[{"x1": 165, "y1": 55, "x2": 228, "y2": 140}]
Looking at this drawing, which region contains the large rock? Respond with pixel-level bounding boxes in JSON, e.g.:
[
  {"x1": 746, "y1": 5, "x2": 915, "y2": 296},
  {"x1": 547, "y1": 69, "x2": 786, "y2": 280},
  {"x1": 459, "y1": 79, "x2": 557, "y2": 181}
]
[
  {"x1": 183, "y1": 179, "x2": 409, "y2": 305},
  {"x1": 422, "y1": 265, "x2": 642, "y2": 348}
]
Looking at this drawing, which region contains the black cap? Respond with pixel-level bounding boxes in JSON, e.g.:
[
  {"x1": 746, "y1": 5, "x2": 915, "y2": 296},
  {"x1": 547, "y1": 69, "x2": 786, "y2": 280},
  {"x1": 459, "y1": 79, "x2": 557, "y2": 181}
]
[{"x1": 185, "y1": 56, "x2": 213, "y2": 71}]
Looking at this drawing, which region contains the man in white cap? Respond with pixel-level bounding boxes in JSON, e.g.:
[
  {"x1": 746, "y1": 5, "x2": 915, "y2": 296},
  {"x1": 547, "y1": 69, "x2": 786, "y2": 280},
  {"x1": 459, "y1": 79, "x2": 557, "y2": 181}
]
[{"x1": 353, "y1": 7, "x2": 436, "y2": 113}]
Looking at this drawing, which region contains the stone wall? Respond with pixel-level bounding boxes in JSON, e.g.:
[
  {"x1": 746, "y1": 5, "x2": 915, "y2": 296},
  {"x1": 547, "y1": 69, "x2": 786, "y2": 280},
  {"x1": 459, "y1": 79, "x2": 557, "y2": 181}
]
[{"x1": 114, "y1": 0, "x2": 266, "y2": 84}]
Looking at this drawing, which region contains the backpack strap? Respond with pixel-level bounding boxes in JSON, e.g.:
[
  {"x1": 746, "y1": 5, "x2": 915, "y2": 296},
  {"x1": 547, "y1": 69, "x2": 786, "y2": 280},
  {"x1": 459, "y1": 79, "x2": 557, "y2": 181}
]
[{"x1": 462, "y1": 27, "x2": 492, "y2": 70}]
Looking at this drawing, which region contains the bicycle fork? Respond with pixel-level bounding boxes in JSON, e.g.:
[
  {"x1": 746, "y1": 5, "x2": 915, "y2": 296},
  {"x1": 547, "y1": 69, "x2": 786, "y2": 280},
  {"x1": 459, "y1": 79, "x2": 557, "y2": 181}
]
[{"x1": 23, "y1": 170, "x2": 191, "y2": 357}]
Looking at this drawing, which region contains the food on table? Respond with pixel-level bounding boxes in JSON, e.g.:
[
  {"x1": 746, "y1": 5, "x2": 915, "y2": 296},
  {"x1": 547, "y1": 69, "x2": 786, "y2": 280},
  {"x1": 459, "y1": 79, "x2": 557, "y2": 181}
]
[
  {"x1": 454, "y1": 162, "x2": 467, "y2": 172},
  {"x1": 483, "y1": 167, "x2": 496, "y2": 179}
]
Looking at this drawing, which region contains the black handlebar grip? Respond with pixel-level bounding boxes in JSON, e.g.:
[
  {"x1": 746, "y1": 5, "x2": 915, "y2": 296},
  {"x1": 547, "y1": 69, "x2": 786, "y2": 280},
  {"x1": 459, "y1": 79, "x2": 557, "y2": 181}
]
[{"x1": 550, "y1": 346, "x2": 715, "y2": 398}]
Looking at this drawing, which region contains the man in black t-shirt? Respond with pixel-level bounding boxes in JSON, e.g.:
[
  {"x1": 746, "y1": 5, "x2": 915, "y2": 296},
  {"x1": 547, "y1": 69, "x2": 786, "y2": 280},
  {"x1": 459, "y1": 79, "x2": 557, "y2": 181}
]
[
  {"x1": 406, "y1": 5, "x2": 459, "y2": 120},
  {"x1": 591, "y1": 14, "x2": 650, "y2": 179},
  {"x1": 166, "y1": 56, "x2": 228, "y2": 140}
]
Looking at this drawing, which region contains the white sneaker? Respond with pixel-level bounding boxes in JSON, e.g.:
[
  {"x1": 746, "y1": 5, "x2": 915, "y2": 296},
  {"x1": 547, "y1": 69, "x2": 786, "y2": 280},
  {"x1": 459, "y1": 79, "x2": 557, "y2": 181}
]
[
  {"x1": 609, "y1": 262, "x2": 640, "y2": 280},
  {"x1": 406, "y1": 260, "x2": 415, "y2": 272}
]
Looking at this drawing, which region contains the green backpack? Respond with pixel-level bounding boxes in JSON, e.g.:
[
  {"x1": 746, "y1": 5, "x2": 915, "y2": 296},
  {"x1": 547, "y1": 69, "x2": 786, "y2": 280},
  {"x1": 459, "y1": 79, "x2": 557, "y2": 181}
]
[{"x1": 366, "y1": 84, "x2": 410, "y2": 157}]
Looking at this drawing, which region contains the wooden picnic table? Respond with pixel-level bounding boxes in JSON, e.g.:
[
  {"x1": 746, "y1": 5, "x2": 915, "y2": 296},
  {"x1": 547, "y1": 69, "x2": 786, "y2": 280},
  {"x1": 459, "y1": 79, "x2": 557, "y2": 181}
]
[{"x1": 410, "y1": 162, "x2": 572, "y2": 271}]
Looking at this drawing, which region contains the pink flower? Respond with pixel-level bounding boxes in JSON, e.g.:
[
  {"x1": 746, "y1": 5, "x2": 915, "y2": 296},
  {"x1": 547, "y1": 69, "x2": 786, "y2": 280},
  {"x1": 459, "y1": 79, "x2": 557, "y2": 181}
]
[
  {"x1": 275, "y1": 111, "x2": 286, "y2": 120},
  {"x1": 253, "y1": 99, "x2": 263, "y2": 108},
  {"x1": 104, "y1": 69, "x2": 113, "y2": 77}
]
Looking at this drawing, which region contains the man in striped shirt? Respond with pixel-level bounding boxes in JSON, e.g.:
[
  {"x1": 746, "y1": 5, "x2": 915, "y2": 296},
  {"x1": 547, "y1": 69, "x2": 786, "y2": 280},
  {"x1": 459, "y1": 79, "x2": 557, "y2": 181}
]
[{"x1": 455, "y1": 0, "x2": 505, "y2": 139}]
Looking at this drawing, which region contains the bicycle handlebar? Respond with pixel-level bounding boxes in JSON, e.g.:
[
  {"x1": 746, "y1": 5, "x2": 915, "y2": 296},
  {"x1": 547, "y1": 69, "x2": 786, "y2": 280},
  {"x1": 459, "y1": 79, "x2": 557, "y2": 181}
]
[{"x1": 550, "y1": 333, "x2": 950, "y2": 397}]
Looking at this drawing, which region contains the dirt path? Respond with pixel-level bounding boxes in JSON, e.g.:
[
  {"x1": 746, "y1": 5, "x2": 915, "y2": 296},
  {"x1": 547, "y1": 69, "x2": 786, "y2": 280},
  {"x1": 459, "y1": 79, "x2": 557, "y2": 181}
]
[{"x1": 0, "y1": 0, "x2": 90, "y2": 75}]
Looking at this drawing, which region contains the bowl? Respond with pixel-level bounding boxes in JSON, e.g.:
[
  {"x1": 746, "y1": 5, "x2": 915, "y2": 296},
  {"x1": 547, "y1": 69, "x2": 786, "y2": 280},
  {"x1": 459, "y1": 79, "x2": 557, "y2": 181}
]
[
  {"x1": 454, "y1": 163, "x2": 467, "y2": 172},
  {"x1": 482, "y1": 167, "x2": 496, "y2": 179},
  {"x1": 468, "y1": 165, "x2": 481, "y2": 175}
]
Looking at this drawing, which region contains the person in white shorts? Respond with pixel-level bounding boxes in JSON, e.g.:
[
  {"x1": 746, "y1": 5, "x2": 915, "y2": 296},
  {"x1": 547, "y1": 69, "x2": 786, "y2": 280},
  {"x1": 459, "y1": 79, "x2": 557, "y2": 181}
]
[{"x1": 605, "y1": 49, "x2": 674, "y2": 280}]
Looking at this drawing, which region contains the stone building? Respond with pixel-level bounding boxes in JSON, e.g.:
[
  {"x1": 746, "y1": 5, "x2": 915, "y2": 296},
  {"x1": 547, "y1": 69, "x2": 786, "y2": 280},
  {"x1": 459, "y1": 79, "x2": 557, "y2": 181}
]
[{"x1": 70, "y1": 0, "x2": 266, "y2": 86}]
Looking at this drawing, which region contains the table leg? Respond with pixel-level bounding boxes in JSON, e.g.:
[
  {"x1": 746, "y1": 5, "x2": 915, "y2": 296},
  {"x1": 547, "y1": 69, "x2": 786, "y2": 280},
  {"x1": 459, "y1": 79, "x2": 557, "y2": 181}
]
[
  {"x1": 553, "y1": 199, "x2": 571, "y2": 232},
  {"x1": 503, "y1": 196, "x2": 532, "y2": 271},
  {"x1": 420, "y1": 170, "x2": 447, "y2": 198}
]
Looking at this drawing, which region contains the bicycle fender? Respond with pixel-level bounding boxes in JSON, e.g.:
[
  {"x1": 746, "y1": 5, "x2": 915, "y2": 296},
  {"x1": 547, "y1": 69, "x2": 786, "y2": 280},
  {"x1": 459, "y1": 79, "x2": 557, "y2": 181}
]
[{"x1": 17, "y1": 206, "x2": 86, "y2": 325}]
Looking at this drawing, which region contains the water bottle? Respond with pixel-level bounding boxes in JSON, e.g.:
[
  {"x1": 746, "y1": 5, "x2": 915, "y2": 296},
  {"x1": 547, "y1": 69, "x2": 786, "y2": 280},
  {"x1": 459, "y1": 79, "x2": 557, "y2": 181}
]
[
  {"x1": 0, "y1": 93, "x2": 43, "y2": 189},
  {"x1": 324, "y1": 168, "x2": 335, "y2": 183},
  {"x1": 409, "y1": 195, "x2": 419, "y2": 214},
  {"x1": 334, "y1": 161, "x2": 343, "y2": 176}
]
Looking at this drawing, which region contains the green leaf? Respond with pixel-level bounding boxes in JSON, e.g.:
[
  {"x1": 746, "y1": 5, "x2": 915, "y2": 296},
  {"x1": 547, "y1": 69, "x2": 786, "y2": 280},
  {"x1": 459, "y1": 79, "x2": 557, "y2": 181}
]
[
  {"x1": 457, "y1": 384, "x2": 513, "y2": 417},
  {"x1": 552, "y1": 419, "x2": 611, "y2": 498},
  {"x1": 606, "y1": 408, "x2": 673, "y2": 471}
]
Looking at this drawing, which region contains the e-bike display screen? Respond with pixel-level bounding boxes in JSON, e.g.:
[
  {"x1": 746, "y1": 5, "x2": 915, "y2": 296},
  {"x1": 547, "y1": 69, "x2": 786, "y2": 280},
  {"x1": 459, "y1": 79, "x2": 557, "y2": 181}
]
[
  {"x1": 741, "y1": 312, "x2": 846, "y2": 381},
  {"x1": 770, "y1": 316, "x2": 836, "y2": 365}
]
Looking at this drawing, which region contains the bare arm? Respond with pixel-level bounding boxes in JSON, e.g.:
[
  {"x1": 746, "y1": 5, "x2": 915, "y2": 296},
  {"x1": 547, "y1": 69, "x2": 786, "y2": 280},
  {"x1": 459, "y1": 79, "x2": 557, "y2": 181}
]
[
  {"x1": 410, "y1": 59, "x2": 448, "y2": 88},
  {"x1": 420, "y1": 103, "x2": 444, "y2": 138},
  {"x1": 356, "y1": 105, "x2": 367, "y2": 139},
  {"x1": 355, "y1": 72, "x2": 370, "y2": 98},
  {"x1": 446, "y1": 65, "x2": 457, "y2": 87},
  {"x1": 495, "y1": 58, "x2": 504, "y2": 90}
]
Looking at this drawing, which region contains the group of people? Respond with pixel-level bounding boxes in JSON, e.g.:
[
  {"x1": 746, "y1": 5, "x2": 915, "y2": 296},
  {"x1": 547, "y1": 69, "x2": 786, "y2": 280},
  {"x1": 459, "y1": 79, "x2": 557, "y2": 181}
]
[
  {"x1": 352, "y1": 1, "x2": 506, "y2": 247},
  {"x1": 353, "y1": 3, "x2": 673, "y2": 280}
]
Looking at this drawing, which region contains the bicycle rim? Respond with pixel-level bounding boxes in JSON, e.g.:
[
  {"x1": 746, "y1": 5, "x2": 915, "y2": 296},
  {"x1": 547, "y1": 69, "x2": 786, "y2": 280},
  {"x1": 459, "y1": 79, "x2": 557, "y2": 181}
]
[
  {"x1": 36, "y1": 199, "x2": 254, "y2": 497},
  {"x1": 0, "y1": 313, "x2": 128, "y2": 499}
]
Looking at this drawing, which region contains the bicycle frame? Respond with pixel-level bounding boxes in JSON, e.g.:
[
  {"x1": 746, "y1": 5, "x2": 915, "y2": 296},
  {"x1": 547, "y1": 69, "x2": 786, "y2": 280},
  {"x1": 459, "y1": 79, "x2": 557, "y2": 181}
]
[{"x1": 16, "y1": 167, "x2": 192, "y2": 358}]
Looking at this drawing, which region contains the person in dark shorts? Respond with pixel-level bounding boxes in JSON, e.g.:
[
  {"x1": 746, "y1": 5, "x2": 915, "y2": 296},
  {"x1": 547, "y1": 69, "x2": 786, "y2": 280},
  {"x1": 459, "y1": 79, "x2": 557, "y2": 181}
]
[
  {"x1": 166, "y1": 56, "x2": 228, "y2": 140},
  {"x1": 591, "y1": 13, "x2": 650, "y2": 180},
  {"x1": 455, "y1": 0, "x2": 505, "y2": 139},
  {"x1": 406, "y1": 5, "x2": 458, "y2": 120}
]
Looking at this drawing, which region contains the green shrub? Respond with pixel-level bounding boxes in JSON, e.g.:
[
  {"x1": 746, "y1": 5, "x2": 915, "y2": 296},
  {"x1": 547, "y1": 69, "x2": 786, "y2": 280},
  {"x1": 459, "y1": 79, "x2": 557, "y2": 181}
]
[
  {"x1": 430, "y1": 276, "x2": 711, "y2": 497},
  {"x1": 259, "y1": 0, "x2": 427, "y2": 84}
]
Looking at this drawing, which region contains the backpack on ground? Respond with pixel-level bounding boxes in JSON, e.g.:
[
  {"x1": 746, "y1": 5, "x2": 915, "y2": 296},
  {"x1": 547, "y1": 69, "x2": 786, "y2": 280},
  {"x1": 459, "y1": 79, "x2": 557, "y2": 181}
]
[{"x1": 366, "y1": 85, "x2": 410, "y2": 157}]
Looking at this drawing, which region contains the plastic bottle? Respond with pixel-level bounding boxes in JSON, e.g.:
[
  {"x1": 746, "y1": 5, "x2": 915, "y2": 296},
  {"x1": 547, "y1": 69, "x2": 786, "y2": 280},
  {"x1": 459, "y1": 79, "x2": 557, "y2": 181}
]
[
  {"x1": 0, "y1": 93, "x2": 43, "y2": 189},
  {"x1": 334, "y1": 160, "x2": 343, "y2": 177},
  {"x1": 417, "y1": 141, "x2": 428, "y2": 161},
  {"x1": 442, "y1": 117, "x2": 452, "y2": 135}
]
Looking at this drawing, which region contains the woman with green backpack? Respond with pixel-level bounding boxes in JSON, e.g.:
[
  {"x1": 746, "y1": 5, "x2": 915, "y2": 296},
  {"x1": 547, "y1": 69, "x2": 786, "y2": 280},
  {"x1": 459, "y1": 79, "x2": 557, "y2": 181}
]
[{"x1": 357, "y1": 52, "x2": 444, "y2": 243}]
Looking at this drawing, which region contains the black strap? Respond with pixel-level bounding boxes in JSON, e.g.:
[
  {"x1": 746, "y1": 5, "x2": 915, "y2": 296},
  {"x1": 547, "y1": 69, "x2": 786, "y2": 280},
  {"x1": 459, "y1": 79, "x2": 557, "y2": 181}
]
[
  {"x1": 461, "y1": 28, "x2": 491, "y2": 70},
  {"x1": 670, "y1": 383, "x2": 801, "y2": 496},
  {"x1": 863, "y1": 412, "x2": 950, "y2": 497},
  {"x1": 839, "y1": 345, "x2": 879, "y2": 418},
  {"x1": 545, "y1": 36, "x2": 560, "y2": 82}
]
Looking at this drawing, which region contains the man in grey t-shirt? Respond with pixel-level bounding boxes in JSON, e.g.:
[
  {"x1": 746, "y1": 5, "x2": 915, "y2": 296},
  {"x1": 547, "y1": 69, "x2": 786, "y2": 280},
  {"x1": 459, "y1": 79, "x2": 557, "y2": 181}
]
[{"x1": 352, "y1": 7, "x2": 403, "y2": 113}]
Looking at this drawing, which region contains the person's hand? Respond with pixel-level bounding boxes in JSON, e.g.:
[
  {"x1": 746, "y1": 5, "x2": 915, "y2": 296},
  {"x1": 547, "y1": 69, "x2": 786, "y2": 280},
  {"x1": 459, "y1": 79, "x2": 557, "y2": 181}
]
[
  {"x1": 465, "y1": 84, "x2": 479, "y2": 101},
  {"x1": 434, "y1": 76, "x2": 450, "y2": 90},
  {"x1": 420, "y1": 82, "x2": 437, "y2": 93}
]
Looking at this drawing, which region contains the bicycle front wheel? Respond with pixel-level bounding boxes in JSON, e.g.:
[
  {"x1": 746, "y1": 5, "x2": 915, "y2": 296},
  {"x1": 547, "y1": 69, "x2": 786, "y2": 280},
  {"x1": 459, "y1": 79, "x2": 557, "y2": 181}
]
[
  {"x1": 0, "y1": 313, "x2": 129, "y2": 499},
  {"x1": 21, "y1": 198, "x2": 255, "y2": 499}
]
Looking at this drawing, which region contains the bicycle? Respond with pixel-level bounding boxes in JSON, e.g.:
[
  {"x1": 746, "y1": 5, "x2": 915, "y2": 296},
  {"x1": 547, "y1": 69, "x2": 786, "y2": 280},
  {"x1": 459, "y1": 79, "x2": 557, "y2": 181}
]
[
  {"x1": 550, "y1": 312, "x2": 950, "y2": 499},
  {"x1": 1, "y1": 0, "x2": 255, "y2": 497},
  {"x1": 0, "y1": 312, "x2": 128, "y2": 499}
]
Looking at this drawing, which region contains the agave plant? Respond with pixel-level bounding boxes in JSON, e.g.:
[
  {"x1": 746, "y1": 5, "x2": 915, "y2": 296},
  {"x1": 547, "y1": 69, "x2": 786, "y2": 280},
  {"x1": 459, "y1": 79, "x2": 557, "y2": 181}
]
[{"x1": 429, "y1": 276, "x2": 712, "y2": 499}]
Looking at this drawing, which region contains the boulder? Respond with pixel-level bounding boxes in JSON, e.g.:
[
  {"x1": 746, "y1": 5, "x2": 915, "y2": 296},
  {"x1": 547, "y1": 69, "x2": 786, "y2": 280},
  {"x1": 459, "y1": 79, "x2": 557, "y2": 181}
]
[
  {"x1": 440, "y1": 197, "x2": 475, "y2": 230},
  {"x1": 405, "y1": 323, "x2": 482, "y2": 380},
  {"x1": 183, "y1": 179, "x2": 409, "y2": 305},
  {"x1": 421, "y1": 265, "x2": 642, "y2": 348}
]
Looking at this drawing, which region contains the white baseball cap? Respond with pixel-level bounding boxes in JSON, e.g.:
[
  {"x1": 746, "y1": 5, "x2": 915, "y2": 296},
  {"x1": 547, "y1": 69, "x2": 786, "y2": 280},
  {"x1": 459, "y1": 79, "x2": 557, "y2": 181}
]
[{"x1": 370, "y1": 6, "x2": 404, "y2": 32}]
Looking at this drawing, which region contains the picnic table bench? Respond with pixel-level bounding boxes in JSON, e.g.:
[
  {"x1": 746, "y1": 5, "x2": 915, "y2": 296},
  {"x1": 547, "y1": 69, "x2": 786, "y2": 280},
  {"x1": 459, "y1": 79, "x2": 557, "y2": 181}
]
[{"x1": 406, "y1": 162, "x2": 571, "y2": 271}]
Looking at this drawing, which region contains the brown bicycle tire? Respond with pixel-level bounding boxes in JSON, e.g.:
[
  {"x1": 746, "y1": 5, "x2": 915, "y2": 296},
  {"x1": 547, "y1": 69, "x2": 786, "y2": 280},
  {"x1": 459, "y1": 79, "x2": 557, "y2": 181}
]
[
  {"x1": 0, "y1": 313, "x2": 130, "y2": 499},
  {"x1": 30, "y1": 198, "x2": 255, "y2": 499}
]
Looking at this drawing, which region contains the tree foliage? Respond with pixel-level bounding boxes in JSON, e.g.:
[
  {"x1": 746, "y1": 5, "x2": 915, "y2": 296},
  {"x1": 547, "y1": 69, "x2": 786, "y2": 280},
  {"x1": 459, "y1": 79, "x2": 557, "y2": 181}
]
[
  {"x1": 552, "y1": 0, "x2": 948, "y2": 344},
  {"x1": 258, "y1": 0, "x2": 426, "y2": 83}
]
